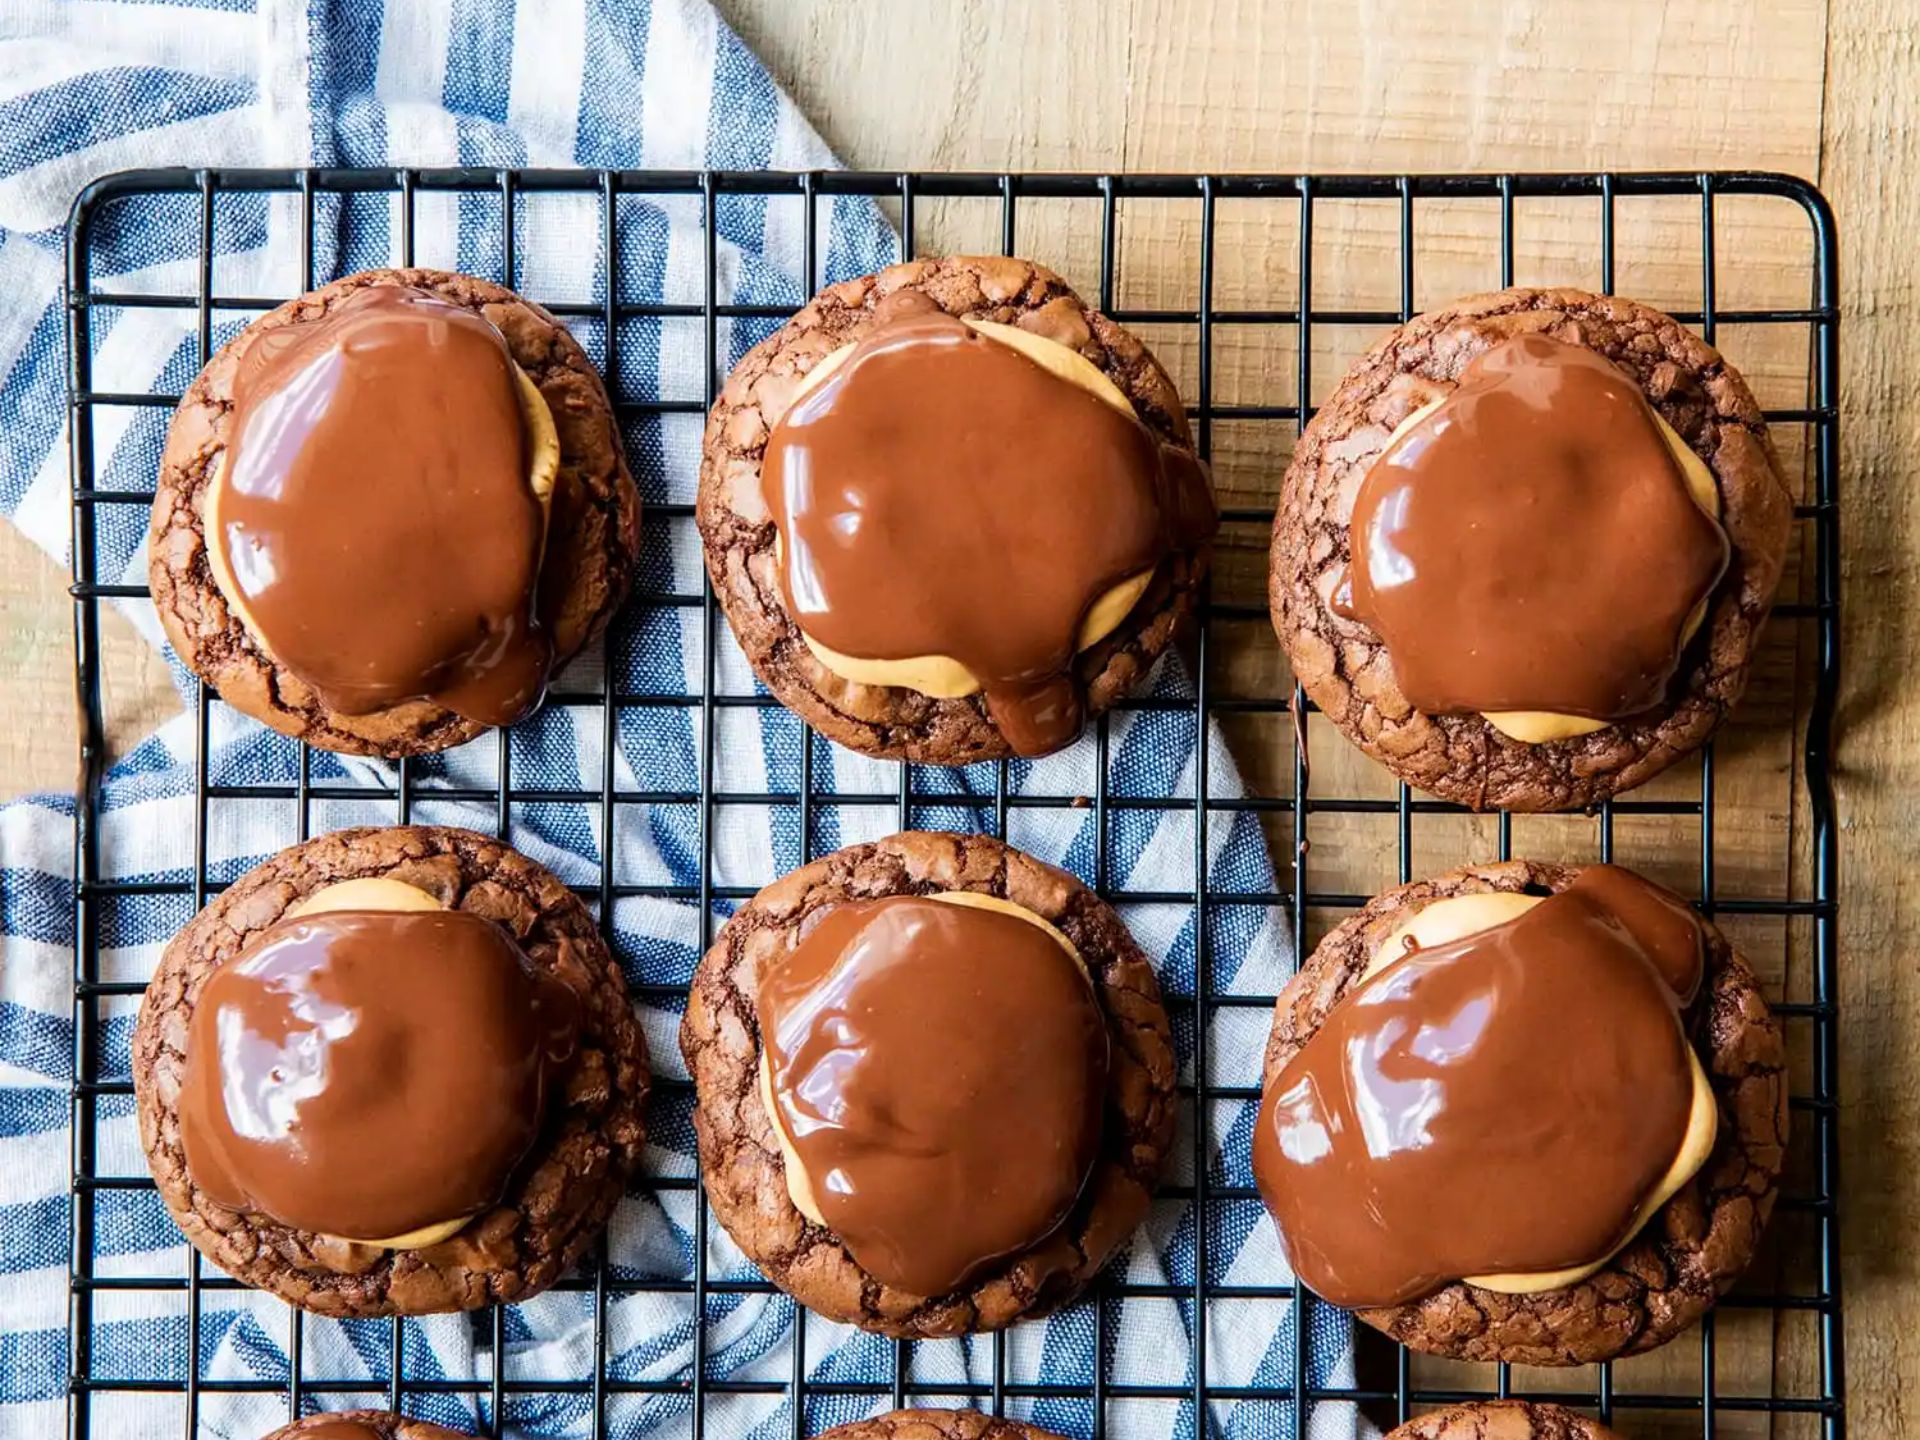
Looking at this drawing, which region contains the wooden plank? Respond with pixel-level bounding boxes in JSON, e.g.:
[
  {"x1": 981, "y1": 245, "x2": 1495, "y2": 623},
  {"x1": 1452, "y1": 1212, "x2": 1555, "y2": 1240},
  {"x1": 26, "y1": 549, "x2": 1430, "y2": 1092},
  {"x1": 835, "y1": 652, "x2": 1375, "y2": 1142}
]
[
  {"x1": 0, "y1": 510, "x2": 176, "y2": 799},
  {"x1": 1818, "y1": 2, "x2": 1920, "y2": 1433}
]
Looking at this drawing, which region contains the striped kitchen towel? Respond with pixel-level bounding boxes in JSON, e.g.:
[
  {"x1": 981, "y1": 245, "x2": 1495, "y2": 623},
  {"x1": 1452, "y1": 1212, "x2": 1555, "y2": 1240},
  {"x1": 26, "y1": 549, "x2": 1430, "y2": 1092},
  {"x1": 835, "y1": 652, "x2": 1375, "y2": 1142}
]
[{"x1": 0, "y1": 3, "x2": 1355, "y2": 1439}]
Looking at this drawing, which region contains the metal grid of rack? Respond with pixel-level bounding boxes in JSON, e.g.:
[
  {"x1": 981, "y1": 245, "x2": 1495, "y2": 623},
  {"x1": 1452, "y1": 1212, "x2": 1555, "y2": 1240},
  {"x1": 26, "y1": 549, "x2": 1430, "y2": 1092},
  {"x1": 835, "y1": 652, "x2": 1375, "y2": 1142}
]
[{"x1": 67, "y1": 168, "x2": 1841, "y2": 1440}]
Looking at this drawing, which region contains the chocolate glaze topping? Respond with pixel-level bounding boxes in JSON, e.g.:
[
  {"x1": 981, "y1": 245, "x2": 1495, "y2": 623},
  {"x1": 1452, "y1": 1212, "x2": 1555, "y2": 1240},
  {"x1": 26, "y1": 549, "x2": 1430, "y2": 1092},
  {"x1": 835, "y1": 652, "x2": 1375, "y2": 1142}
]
[
  {"x1": 1253, "y1": 866, "x2": 1705, "y2": 1309},
  {"x1": 1333, "y1": 333, "x2": 1729, "y2": 720},
  {"x1": 218, "y1": 285, "x2": 552, "y2": 727},
  {"x1": 756, "y1": 895, "x2": 1109, "y2": 1295},
  {"x1": 1569, "y1": 862, "x2": 1705, "y2": 1004},
  {"x1": 179, "y1": 908, "x2": 577, "y2": 1240},
  {"x1": 761, "y1": 292, "x2": 1215, "y2": 756}
]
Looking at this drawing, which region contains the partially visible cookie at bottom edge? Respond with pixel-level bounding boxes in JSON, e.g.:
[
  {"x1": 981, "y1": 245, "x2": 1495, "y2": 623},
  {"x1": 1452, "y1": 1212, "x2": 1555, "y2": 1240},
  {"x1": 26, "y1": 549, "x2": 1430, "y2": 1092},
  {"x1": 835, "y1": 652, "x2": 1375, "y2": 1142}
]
[
  {"x1": 261, "y1": 1411, "x2": 471, "y2": 1440},
  {"x1": 816, "y1": 1409, "x2": 1065, "y2": 1440},
  {"x1": 1387, "y1": 1401, "x2": 1622, "y2": 1440}
]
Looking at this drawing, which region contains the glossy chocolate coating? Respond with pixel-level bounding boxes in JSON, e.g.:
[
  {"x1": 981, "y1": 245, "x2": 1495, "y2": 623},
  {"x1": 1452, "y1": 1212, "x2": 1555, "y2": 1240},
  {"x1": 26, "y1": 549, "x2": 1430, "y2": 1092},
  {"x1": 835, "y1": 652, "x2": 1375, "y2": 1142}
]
[
  {"x1": 756, "y1": 895, "x2": 1108, "y2": 1294},
  {"x1": 761, "y1": 295, "x2": 1213, "y2": 756},
  {"x1": 1253, "y1": 866, "x2": 1704, "y2": 1309},
  {"x1": 179, "y1": 909, "x2": 576, "y2": 1240},
  {"x1": 1335, "y1": 333, "x2": 1728, "y2": 720},
  {"x1": 217, "y1": 285, "x2": 551, "y2": 727}
]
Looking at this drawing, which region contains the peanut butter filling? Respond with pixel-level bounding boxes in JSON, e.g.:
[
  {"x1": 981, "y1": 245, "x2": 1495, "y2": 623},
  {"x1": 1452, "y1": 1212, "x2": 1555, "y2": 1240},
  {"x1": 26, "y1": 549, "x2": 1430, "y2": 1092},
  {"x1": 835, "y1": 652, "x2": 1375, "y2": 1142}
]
[
  {"x1": 1333, "y1": 334, "x2": 1729, "y2": 744},
  {"x1": 178, "y1": 876, "x2": 576, "y2": 1252},
  {"x1": 755, "y1": 891, "x2": 1107, "y2": 1295},
  {"x1": 1254, "y1": 866, "x2": 1715, "y2": 1310},
  {"x1": 205, "y1": 285, "x2": 563, "y2": 728},
  {"x1": 760, "y1": 293, "x2": 1214, "y2": 756}
]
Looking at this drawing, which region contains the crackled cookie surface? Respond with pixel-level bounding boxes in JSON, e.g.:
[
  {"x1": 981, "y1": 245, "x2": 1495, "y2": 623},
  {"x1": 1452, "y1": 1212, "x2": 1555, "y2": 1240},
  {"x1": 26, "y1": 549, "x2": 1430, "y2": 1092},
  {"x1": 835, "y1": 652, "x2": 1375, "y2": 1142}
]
[
  {"x1": 1386, "y1": 1401, "x2": 1623, "y2": 1440},
  {"x1": 260, "y1": 1412, "x2": 472, "y2": 1440},
  {"x1": 680, "y1": 831, "x2": 1176, "y2": 1336},
  {"x1": 1270, "y1": 287, "x2": 1791, "y2": 811},
  {"x1": 133, "y1": 826, "x2": 649, "y2": 1317},
  {"x1": 813, "y1": 1411, "x2": 1065, "y2": 1440},
  {"x1": 1260, "y1": 859, "x2": 1786, "y2": 1364}
]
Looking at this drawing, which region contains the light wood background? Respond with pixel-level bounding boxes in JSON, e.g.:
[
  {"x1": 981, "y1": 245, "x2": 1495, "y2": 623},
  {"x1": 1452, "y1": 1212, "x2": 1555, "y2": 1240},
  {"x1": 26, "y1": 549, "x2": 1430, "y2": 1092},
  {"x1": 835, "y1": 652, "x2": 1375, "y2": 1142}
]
[{"x1": 7, "y1": 0, "x2": 1911, "y2": 1432}]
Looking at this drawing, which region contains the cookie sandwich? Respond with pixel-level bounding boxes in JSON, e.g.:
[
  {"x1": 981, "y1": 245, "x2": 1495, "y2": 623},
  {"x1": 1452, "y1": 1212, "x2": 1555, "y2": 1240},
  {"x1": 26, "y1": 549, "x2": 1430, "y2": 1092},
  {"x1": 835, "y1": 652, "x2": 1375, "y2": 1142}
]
[
  {"x1": 680, "y1": 831, "x2": 1176, "y2": 1336},
  {"x1": 151, "y1": 269, "x2": 639, "y2": 756},
  {"x1": 698, "y1": 255, "x2": 1217, "y2": 763},
  {"x1": 1255, "y1": 861, "x2": 1786, "y2": 1364},
  {"x1": 1269, "y1": 288, "x2": 1792, "y2": 810},
  {"x1": 133, "y1": 826, "x2": 649, "y2": 1315}
]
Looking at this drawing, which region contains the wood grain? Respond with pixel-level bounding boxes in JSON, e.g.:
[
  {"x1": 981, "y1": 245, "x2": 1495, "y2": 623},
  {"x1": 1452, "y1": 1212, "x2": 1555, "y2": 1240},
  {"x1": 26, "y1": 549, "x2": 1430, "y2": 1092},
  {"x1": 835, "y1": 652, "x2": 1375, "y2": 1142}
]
[
  {"x1": 1819, "y1": 3, "x2": 1919, "y2": 1435},
  {"x1": 0, "y1": 510, "x2": 176, "y2": 790}
]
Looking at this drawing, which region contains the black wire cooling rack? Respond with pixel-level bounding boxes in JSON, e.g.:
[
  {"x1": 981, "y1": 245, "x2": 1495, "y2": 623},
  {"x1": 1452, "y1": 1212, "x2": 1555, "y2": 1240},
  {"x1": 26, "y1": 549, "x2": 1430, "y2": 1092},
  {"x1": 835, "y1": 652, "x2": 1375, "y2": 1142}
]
[{"x1": 67, "y1": 169, "x2": 1842, "y2": 1440}]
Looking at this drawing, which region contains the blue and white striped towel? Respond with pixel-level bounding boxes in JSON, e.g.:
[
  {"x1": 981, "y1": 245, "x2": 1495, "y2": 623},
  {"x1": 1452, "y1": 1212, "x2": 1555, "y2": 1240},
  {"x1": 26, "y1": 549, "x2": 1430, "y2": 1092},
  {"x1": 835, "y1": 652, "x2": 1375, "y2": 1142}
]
[{"x1": 0, "y1": 4, "x2": 1356, "y2": 1439}]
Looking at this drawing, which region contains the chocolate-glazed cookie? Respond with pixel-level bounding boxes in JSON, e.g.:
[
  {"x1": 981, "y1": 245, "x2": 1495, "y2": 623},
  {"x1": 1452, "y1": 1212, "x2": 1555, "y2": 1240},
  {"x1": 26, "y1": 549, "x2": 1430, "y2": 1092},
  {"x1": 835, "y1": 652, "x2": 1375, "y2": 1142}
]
[
  {"x1": 698, "y1": 255, "x2": 1214, "y2": 765},
  {"x1": 151, "y1": 268, "x2": 639, "y2": 757},
  {"x1": 813, "y1": 1412, "x2": 1063, "y2": 1440},
  {"x1": 1270, "y1": 288, "x2": 1792, "y2": 811},
  {"x1": 133, "y1": 826, "x2": 649, "y2": 1316},
  {"x1": 260, "y1": 1413, "x2": 470, "y2": 1440},
  {"x1": 1386, "y1": 1402, "x2": 1622, "y2": 1440},
  {"x1": 1261, "y1": 860, "x2": 1786, "y2": 1365},
  {"x1": 680, "y1": 831, "x2": 1177, "y2": 1337}
]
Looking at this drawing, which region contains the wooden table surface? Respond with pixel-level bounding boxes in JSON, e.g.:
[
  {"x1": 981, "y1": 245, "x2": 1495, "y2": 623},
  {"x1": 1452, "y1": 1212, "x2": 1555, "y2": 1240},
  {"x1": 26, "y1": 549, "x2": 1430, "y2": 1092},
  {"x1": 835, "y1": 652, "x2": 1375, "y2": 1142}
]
[{"x1": 7, "y1": 0, "x2": 1912, "y2": 1429}]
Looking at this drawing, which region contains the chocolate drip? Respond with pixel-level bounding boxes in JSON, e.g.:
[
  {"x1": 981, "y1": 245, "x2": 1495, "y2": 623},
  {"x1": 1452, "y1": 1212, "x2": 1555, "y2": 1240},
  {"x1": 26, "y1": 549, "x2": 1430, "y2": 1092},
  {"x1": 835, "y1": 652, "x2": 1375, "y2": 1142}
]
[
  {"x1": 180, "y1": 909, "x2": 577, "y2": 1240},
  {"x1": 756, "y1": 896, "x2": 1108, "y2": 1295},
  {"x1": 1571, "y1": 863, "x2": 1705, "y2": 1003},
  {"x1": 760, "y1": 303, "x2": 1215, "y2": 757},
  {"x1": 1253, "y1": 866, "x2": 1705, "y2": 1309},
  {"x1": 1333, "y1": 333, "x2": 1728, "y2": 721},
  {"x1": 218, "y1": 285, "x2": 553, "y2": 727}
]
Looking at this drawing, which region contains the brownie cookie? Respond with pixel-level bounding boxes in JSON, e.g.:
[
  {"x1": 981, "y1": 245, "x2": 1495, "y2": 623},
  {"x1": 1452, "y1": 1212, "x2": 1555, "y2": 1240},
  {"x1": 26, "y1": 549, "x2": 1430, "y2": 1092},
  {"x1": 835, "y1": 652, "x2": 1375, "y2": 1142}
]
[
  {"x1": 1260, "y1": 860, "x2": 1786, "y2": 1365},
  {"x1": 680, "y1": 831, "x2": 1177, "y2": 1336},
  {"x1": 133, "y1": 826, "x2": 649, "y2": 1316},
  {"x1": 151, "y1": 268, "x2": 639, "y2": 756},
  {"x1": 1270, "y1": 288, "x2": 1792, "y2": 811},
  {"x1": 814, "y1": 1412, "x2": 1063, "y2": 1440},
  {"x1": 260, "y1": 1412, "x2": 470, "y2": 1440},
  {"x1": 698, "y1": 255, "x2": 1214, "y2": 764},
  {"x1": 1387, "y1": 1402, "x2": 1621, "y2": 1440}
]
